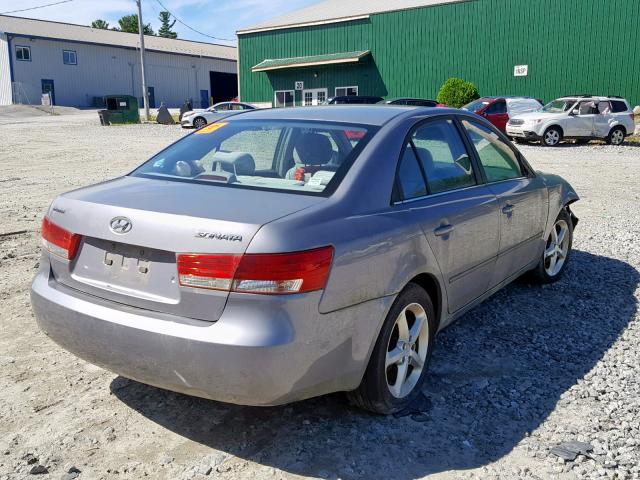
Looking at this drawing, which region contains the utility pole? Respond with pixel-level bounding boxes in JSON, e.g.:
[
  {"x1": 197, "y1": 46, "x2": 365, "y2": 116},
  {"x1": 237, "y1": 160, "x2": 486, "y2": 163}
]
[{"x1": 136, "y1": 0, "x2": 150, "y2": 121}]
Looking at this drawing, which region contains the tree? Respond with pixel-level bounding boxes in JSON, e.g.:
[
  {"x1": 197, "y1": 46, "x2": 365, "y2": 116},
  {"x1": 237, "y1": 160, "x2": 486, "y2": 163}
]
[
  {"x1": 91, "y1": 19, "x2": 110, "y2": 29},
  {"x1": 114, "y1": 14, "x2": 155, "y2": 35},
  {"x1": 436, "y1": 77, "x2": 480, "y2": 108},
  {"x1": 158, "y1": 11, "x2": 178, "y2": 39}
]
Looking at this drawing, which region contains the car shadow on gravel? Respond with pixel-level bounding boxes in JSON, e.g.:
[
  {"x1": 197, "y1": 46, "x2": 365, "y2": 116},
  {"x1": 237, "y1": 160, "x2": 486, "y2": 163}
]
[{"x1": 111, "y1": 250, "x2": 638, "y2": 479}]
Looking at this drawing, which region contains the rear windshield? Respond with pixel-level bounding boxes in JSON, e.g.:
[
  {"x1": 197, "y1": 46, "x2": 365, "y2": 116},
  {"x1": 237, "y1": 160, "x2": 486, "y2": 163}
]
[{"x1": 131, "y1": 120, "x2": 376, "y2": 196}]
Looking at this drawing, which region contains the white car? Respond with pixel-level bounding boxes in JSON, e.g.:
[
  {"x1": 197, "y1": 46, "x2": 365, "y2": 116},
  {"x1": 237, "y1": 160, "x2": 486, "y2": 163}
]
[
  {"x1": 181, "y1": 102, "x2": 256, "y2": 129},
  {"x1": 506, "y1": 96, "x2": 635, "y2": 146}
]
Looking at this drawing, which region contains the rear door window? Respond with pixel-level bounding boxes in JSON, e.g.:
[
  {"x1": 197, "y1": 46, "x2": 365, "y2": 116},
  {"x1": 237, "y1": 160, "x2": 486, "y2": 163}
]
[
  {"x1": 396, "y1": 145, "x2": 427, "y2": 200},
  {"x1": 411, "y1": 119, "x2": 477, "y2": 194},
  {"x1": 461, "y1": 120, "x2": 523, "y2": 183}
]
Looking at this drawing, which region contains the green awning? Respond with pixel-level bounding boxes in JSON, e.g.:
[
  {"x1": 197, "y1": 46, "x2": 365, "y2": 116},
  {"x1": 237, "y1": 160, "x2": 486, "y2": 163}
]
[{"x1": 251, "y1": 50, "x2": 370, "y2": 73}]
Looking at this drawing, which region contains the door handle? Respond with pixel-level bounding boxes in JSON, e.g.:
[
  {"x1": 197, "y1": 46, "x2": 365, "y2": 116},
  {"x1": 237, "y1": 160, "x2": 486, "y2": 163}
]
[
  {"x1": 502, "y1": 204, "x2": 515, "y2": 214},
  {"x1": 434, "y1": 224, "x2": 455, "y2": 237}
]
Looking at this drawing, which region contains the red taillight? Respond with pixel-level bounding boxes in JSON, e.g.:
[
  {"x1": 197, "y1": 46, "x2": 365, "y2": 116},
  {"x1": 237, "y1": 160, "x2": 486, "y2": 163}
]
[
  {"x1": 177, "y1": 254, "x2": 241, "y2": 291},
  {"x1": 176, "y1": 246, "x2": 334, "y2": 295},
  {"x1": 41, "y1": 217, "x2": 81, "y2": 260}
]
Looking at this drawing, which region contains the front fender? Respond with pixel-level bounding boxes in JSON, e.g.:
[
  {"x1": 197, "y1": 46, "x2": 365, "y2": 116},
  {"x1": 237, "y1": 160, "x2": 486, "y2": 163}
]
[{"x1": 538, "y1": 172, "x2": 580, "y2": 234}]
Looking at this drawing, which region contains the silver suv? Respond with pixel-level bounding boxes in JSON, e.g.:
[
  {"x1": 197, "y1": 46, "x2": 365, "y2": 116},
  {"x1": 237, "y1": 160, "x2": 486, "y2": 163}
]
[{"x1": 506, "y1": 96, "x2": 635, "y2": 146}]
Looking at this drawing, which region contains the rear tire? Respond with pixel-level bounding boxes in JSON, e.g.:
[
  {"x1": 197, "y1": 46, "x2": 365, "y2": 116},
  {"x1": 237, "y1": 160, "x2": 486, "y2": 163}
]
[
  {"x1": 531, "y1": 209, "x2": 573, "y2": 283},
  {"x1": 347, "y1": 283, "x2": 436, "y2": 414},
  {"x1": 606, "y1": 127, "x2": 625, "y2": 146},
  {"x1": 541, "y1": 127, "x2": 562, "y2": 147}
]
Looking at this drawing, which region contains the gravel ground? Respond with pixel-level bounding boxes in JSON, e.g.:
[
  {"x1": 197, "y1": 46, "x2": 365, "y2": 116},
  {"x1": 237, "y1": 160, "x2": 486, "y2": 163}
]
[{"x1": 1, "y1": 107, "x2": 639, "y2": 480}]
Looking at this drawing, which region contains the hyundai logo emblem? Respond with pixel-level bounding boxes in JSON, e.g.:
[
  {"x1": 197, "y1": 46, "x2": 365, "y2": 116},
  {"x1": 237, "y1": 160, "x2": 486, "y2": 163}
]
[{"x1": 109, "y1": 216, "x2": 132, "y2": 234}]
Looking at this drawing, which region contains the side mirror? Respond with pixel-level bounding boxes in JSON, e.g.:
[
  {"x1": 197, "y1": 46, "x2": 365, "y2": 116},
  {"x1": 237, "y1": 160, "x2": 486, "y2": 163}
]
[{"x1": 571, "y1": 109, "x2": 580, "y2": 116}]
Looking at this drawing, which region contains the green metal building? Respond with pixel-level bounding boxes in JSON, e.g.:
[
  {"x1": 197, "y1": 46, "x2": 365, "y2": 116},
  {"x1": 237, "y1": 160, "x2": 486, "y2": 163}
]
[{"x1": 237, "y1": 0, "x2": 640, "y2": 108}]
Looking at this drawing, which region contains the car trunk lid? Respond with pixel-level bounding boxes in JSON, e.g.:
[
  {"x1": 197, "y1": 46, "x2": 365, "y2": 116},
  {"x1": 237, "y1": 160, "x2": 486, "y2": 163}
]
[{"x1": 47, "y1": 176, "x2": 323, "y2": 321}]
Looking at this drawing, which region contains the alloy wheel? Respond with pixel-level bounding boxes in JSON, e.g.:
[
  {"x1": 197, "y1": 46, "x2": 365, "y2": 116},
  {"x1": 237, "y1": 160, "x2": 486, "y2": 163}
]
[
  {"x1": 194, "y1": 119, "x2": 206, "y2": 129},
  {"x1": 544, "y1": 129, "x2": 560, "y2": 146},
  {"x1": 385, "y1": 303, "x2": 429, "y2": 398},
  {"x1": 610, "y1": 129, "x2": 624, "y2": 146},
  {"x1": 544, "y1": 219, "x2": 570, "y2": 276}
]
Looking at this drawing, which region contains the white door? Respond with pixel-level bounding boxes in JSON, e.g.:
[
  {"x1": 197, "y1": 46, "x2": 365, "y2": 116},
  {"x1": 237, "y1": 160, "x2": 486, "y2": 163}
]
[
  {"x1": 566, "y1": 101, "x2": 596, "y2": 136},
  {"x1": 593, "y1": 101, "x2": 613, "y2": 137},
  {"x1": 302, "y1": 88, "x2": 328, "y2": 106}
]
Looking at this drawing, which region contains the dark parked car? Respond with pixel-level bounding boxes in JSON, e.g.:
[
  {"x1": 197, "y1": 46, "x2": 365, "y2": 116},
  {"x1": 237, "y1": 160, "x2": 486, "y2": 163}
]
[
  {"x1": 379, "y1": 97, "x2": 439, "y2": 107},
  {"x1": 462, "y1": 97, "x2": 543, "y2": 132},
  {"x1": 32, "y1": 106, "x2": 578, "y2": 414},
  {"x1": 326, "y1": 95, "x2": 384, "y2": 104}
]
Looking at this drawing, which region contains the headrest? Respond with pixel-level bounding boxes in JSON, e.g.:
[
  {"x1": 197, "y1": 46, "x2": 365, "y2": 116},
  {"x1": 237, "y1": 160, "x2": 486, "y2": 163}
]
[
  {"x1": 295, "y1": 133, "x2": 333, "y2": 166},
  {"x1": 212, "y1": 151, "x2": 255, "y2": 176}
]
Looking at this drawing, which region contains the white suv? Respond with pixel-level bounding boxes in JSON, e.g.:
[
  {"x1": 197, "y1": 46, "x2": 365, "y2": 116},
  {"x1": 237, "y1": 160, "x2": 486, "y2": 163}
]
[{"x1": 506, "y1": 96, "x2": 635, "y2": 146}]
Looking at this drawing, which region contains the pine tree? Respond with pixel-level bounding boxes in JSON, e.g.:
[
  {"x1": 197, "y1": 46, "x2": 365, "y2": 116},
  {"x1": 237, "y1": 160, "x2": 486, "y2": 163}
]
[
  {"x1": 91, "y1": 19, "x2": 110, "y2": 29},
  {"x1": 158, "y1": 11, "x2": 178, "y2": 39},
  {"x1": 114, "y1": 14, "x2": 155, "y2": 35}
]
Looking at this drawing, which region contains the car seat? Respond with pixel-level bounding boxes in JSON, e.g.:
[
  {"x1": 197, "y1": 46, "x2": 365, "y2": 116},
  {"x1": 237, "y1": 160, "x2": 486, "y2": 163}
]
[{"x1": 285, "y1": 132, "x2": 336, "y2": 180}]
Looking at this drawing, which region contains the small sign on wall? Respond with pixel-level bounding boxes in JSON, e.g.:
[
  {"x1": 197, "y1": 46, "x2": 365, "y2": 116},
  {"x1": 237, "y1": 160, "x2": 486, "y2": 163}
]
[
  {"x1": 514, "y1": 65, "x2": 529, "y2": 77},
  {"x1": 295, "y1": 81, "x2": 304, "y2": 90}
]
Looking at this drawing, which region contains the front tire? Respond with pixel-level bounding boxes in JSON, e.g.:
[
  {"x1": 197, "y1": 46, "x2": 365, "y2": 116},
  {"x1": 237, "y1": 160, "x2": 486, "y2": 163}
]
[
  {"x1": 606, "y1": 127, "x2": 625, "y2": 146},
  {"x1": 541, "y1": 127, "x2": 562, "y2": 147},
  {"x1": 347, "y1": 283, "x2": 436, "y2": 414},
  {"x1": 193, "y1": 117, "x2": 207, "y2": 129},
  {"x1": 531, "y1": 209, "x2": 573, "y2": 283}
]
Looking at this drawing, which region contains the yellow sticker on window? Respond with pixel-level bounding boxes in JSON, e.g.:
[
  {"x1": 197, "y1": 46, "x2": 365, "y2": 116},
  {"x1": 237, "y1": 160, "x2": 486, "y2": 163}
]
[{"x1": 195, "y1": 122, "x2": 228, "y2": 134}]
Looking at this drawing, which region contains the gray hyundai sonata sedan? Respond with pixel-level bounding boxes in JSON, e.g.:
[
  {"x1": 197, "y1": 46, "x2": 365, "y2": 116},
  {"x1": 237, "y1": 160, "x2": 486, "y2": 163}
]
[{"x1": 31, "y1": 106, "x2": 578, "y2": 414}]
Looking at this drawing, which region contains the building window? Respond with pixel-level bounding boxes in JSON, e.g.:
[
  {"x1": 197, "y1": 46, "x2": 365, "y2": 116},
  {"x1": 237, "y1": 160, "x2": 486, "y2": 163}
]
[
  {"x1": 63, "y1": 50, "x2": 77, "y2": 65},
  {"x1": 304, "y1": 91, "x2": 313, "y2": 106},
  {"x1": 335, "y1": 86, "x2": 358, "y2": 97},
  {"x1": 15, "y1": 46, "x2": 31, "y2": 62},
  {"x1": 274, "y1": 90, "x2": 294, "y2": 108}
]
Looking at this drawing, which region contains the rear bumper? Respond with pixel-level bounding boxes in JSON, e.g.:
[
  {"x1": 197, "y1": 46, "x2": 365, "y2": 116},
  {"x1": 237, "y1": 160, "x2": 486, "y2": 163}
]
[{"x1": 31, "y1": 263, "x2": 394, "y2": 406}]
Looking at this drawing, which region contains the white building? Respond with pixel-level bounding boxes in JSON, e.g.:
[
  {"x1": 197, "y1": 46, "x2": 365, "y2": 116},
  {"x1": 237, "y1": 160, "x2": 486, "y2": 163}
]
[{"x1": 0, "y1": 15, "x2": 237, "y2": 108}]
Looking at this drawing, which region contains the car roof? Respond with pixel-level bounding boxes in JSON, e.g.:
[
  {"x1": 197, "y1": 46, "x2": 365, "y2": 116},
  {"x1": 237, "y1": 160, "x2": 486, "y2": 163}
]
[
  {"x1": 557, "y1": 96, "x2": 626, "y2": 101},
  {"x1": 478, "y1": 96, "x2": 538, "y2": 101},
  {"x1": 386, "y1": 97, "x2": 436, "y2": 102},
  {"x1": 225, "y1": 105, "x2": 424, "y2": 126}
]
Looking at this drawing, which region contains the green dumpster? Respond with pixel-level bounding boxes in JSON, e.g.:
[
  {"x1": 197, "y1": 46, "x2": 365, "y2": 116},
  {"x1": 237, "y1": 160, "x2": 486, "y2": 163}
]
[{"x1": 98, "y1": 95, "x2": 140, "y2": 125}]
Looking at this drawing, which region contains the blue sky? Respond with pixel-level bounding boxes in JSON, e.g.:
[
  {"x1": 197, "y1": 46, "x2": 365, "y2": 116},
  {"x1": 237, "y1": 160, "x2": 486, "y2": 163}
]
[{"x1": 0, "y1": 0, "x2": 319, "y2": 44}]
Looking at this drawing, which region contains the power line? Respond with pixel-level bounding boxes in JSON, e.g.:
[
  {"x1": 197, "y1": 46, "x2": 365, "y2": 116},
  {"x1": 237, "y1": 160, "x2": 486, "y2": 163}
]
[
  {"x1": 151, "y1": 0, "x2": 236, "y2": 43},
  {"x1": 0, "y1": 0, "x2": 73, "y2": 15}
]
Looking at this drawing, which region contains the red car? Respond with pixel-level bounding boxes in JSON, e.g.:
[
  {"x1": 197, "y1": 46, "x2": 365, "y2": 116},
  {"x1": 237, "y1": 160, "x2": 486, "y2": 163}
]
[{"x1": 462, "y1": 97, "x2": 543, "y2": 132}]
